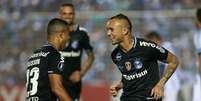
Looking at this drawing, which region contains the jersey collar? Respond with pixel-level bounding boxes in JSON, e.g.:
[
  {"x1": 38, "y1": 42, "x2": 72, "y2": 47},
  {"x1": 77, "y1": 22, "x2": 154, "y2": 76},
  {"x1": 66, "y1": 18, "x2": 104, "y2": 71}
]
[
  {"x1": 43, "y1": 42, "x2": 59, "y2": 52},
  {"x1": 119, "y1": 37, "x2": 137, "y2": 54}
]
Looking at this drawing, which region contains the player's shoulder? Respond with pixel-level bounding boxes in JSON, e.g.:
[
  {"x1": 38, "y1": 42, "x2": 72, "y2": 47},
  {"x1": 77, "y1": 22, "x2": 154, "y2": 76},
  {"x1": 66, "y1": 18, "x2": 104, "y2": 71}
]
[
  {"x1": 28, "y1": 45, "x2": 53, "y2": 60},
  {"x1": 78, "y1": 26, "x2": 88, "y2": 33},
  {"x1": 38, "y1": 44, "x2": 60, "y2": 57},
  {"x1": 138, "y1": 37, "x2": 167, "y2": 54},
  {"x1": 136, "y1": 37, "x2": 158, "y2": 47},
  {"x1": 74, "y1": 25, "x2": 89, "y2": 36},
  {"x1": 73, "y1": 24, "x2": 87, "y2": 33}
]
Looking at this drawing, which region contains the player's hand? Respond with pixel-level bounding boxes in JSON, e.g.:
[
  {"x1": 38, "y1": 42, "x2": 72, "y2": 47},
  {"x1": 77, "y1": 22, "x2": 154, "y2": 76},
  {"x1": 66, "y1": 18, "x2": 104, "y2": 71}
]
[
  {"x1": 110, "y1": 84, "x2": 121, "y2": 97},
  {"x1": 69, "y1": 71, "x2": 81, "y2": 83},
  {"x1": 151, "y1": 83, "x2": 164, "y2": 100}
]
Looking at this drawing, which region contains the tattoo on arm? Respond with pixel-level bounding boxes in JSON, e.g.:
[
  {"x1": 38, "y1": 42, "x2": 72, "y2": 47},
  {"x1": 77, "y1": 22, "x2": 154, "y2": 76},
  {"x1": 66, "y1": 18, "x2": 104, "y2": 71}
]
[{"x1": 158, "y1": 52, "x2": 179, "y2": 86}]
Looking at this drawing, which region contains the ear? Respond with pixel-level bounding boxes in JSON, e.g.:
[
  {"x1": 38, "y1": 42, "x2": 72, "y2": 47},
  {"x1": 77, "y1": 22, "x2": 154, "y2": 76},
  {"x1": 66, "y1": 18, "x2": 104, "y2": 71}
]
[
  {"x1": 122, "y1": 27, "x2": 129, "y2": 35},
  {"x1": 57, "y1": 32, "x2": 64, "y2": 41},
  {"x1": 60, "y1": 32, "x2": 65, "y2": 38}
]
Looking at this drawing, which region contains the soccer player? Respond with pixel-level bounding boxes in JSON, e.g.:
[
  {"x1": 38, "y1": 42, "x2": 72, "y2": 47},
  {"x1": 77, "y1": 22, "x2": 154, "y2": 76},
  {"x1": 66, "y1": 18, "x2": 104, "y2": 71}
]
[
  {"x1": 146, "y1": 31, "x2": 181, "y2": 101},
  {"x1": 192, "y1": 8, "x2": 201, "y2": 101},
  {"x1": 26, "y1": 18, "x2": 72, "y2": 101},
  {"x1": 106, "y1": 14, "x2": 179, "y2": 101},
  {"x1": 58, "y1": 3, "x2": 94, "y2": 100}
]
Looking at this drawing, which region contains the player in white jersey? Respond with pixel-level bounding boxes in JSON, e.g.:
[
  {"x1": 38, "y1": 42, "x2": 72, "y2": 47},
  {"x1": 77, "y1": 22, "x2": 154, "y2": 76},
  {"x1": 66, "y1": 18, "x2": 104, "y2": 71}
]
[
  {"x1": 192, "y1": 8, "x2": 201, "y2": 101},
  {"x1": 146, "y1": 31, "x2": 181, "y2": 101}
]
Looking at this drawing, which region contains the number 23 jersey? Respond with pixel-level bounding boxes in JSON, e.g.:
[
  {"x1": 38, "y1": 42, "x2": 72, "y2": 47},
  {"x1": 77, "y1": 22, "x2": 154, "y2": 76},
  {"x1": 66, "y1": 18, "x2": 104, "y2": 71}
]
[{"x1": 26, "y1": 44, "x2": 64, "y2": 101}]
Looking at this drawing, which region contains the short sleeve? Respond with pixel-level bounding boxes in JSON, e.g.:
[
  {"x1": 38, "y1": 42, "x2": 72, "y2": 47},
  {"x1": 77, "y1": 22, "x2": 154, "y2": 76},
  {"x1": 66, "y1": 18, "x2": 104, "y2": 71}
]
[
  {"x1": 47, "y1": 52, "x2": 63, "y2": 74},
  {"x1": 81, "y1": 31, "x2": 93, "y2": 52},
  {"x1": 150, "y1": 43, "x2": 169, "y2": 62}
]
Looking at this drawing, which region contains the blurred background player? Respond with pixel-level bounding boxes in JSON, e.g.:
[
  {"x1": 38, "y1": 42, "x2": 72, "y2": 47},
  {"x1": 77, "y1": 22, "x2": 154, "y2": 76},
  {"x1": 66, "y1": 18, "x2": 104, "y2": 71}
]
[
  {"x1": 192, "y1": 8, "x2": 201, "y2": 101},
  {"x1": 26, "y1": 18, "x2": 72, "y2": 101},
  {"x1": 146, "y1": 31, "x2": 181, "y2": 101},
  {"x1": 58, "y1": 3, "x2": 94, "y2": 101}
]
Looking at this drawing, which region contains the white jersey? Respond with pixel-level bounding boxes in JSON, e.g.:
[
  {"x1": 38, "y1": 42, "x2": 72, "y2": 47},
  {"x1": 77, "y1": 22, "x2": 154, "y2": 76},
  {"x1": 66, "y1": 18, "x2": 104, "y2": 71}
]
[
  {"x1": 161, "y1": 41, "x2": 181, "y2": 101},
  {"x1": 194, "y1": 30, "x2": 201, "y2": 54},
  {"x1": 193, "y1": 29, "x2": 201, "y2": 101}
]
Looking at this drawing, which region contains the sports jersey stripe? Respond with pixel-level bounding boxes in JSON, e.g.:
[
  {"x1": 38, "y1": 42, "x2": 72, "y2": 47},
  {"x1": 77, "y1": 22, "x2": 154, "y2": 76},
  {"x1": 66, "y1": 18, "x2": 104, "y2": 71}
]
[{"x1": 133, "y1": 37, "x2": 137, "y2": 48}]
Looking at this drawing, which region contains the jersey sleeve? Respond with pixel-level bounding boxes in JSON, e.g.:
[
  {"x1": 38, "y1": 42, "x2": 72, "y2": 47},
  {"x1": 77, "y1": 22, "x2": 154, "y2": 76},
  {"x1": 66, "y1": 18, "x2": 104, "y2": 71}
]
[
  {"x1": 81, "y1": 31, "x2": 93, "y2": 52},
  {"x1": 47, "y1": 52, "x2": 63, "y2": 74},
  {"x1": 150, "y1": 43, "x2": 169, "y2": 62},
  {"x1": 194, "y1": 31, "x2": 201, "y2": 54}
]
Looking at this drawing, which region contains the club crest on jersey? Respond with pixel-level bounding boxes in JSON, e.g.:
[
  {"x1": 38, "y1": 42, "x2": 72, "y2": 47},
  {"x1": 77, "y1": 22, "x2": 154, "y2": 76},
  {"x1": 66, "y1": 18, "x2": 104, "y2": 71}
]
[
  {"x1": 71, "y1": 41, "x2": 79, "y2": 49},
  {"x1": 133, "y1": 59, "x2": 143, "y2": 69},
  {"x1": 116, "y1": 53, "x2": 122, "y2": 61},
  {"x1": 125, "y1": 61, "x2": 132, "y2": 71}
]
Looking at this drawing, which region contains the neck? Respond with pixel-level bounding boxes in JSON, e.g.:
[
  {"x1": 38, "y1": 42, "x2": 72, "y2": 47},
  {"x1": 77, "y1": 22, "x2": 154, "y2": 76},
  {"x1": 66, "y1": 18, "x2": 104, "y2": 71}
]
[
  {"x1": 120, "y1": 34, "x2": 134, "y2": 52},
  {"x1": 69, "y1": 23, "x2": 76, "y2": 31},
  {"x1": 48, "y1": 38, "x2": 60, "y2": 51}
]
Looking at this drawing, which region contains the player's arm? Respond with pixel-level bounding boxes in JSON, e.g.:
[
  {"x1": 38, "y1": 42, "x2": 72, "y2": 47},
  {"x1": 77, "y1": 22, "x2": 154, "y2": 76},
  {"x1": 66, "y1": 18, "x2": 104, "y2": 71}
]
[
  {"x1": 157, "y1": 52, "x2": 179, "y2": 87},
  {"x1": 198, "y1": 53, "x2": 201, "y2": 76},
  {"x1": 81, "y1": 50, "x2": 94, "y2": 77},
  {"x1": 80, "y1": 31, "x2": 94, "y2": 77},
  {"x1": 69, "y1": 32, "x2": 94, "y2": 82},
  {"x1": 151, "y1": 52, "x2": 179, "y2": 100},
  {"x1": 49, "y1": 74, "x2": 72, "y2": 101},
  {"x1": 47, "y1": 53, "x2": 72, "y2": 101}
]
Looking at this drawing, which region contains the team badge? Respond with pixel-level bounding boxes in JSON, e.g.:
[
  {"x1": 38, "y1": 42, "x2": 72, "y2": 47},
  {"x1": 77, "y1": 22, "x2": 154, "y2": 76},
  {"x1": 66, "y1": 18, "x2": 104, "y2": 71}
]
[
  {"x1": 116, "y1": 53, "x2": 122, "y2": 61},
  {"x1": 125, "y1": 61, "x2": 132, "y2": 71},
  {"x1": 71, "y1": 41, "x2": 79, "y2": 49},
  {"x1": 133, "y1": 58, "x2": 143, "y2": 69}
]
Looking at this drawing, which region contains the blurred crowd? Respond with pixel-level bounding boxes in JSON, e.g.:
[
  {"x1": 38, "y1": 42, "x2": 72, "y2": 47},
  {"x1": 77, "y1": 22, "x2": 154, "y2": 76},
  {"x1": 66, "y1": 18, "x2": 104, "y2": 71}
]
[
  {"x1": 0, "y1": 0, "x2": 200, "y2": 100},
  {"x1": 0, "y1": 0, "x2": 200, "y2": 12}
]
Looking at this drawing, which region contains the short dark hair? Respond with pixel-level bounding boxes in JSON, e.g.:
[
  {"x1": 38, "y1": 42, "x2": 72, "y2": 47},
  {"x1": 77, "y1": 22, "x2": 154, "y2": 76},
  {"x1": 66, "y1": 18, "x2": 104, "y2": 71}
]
[
  {"x1": 109, "y1": 13, "x2": 132, "y2": 31},
  {"x1": 146, "y1": 31, "x2": 161, "y2": 40},
  {"x1": 196, "y1": 8, "x2": 201, "y2": 23},
  {"x1": 47, "y1": 18, "x2": 69, "y2": 36},
  {"x1": 60, "y1": 3, "x2": 74, "y2": 9}
]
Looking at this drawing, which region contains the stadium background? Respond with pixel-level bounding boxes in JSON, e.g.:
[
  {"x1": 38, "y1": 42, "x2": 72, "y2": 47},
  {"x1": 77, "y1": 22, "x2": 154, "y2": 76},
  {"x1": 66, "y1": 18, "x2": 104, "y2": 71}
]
[{"x1": 0, "y1": 0, "x2": 200, "y2": 101}]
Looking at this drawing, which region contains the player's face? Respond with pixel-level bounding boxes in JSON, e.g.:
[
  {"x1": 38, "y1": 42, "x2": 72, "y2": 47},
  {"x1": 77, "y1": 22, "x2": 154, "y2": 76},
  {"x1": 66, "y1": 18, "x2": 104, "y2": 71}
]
[
  {"x1": 106, "y1": 19, "x2": 125, "y2": 45},
  {"x1": 59, "y1": 6, "x2": 75, "y2": 25},
  {"x1": 60, "y1": 30, "x2": 70, "y2": 50}
]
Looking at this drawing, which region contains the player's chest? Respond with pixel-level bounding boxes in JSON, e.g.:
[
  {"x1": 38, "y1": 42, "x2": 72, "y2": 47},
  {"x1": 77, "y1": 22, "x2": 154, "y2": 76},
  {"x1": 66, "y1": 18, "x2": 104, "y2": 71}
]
[
  {"x1": 65, "y1": 35, "x2": 82, "y2": 50},
  {"x1": 115, "y1": 52, "x2": 150, "y2": 73}
]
